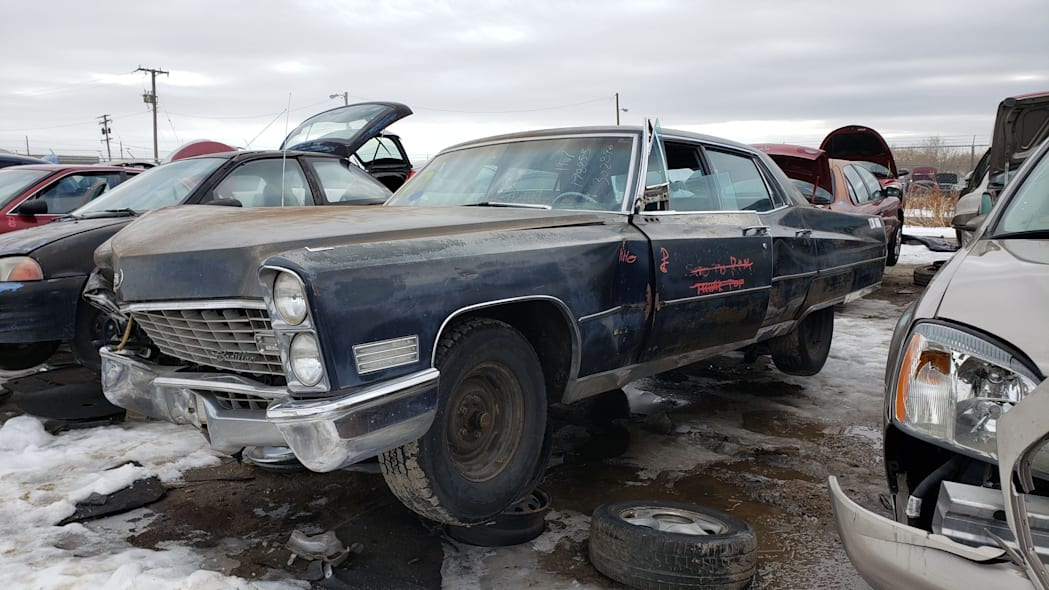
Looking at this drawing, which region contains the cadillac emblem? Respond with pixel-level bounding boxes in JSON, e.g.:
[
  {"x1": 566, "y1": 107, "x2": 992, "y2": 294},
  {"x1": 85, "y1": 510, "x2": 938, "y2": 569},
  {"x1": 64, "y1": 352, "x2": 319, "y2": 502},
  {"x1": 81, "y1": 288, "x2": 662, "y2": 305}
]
[{"x1": 113, "y1": 269, "x2": 124, "y2": 290}]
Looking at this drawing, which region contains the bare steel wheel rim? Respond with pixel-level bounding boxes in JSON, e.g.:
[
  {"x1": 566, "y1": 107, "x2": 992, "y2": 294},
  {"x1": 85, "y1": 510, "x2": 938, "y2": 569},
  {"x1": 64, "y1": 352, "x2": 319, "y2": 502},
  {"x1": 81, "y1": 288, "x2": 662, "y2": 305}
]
[
  {"x1": 447, "y1": 361, "x2": 525, "y2": 483},
  {"x1": 894, "y1": 225, "x2": 902, "y2": 258},
  {"x1": 618, "y1": 506, "x2": 728, "y2": 536}
]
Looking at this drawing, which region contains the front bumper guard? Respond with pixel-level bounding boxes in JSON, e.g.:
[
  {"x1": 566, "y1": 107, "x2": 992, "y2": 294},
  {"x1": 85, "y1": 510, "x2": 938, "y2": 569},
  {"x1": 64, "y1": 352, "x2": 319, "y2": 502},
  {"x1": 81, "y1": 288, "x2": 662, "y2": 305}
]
[
  {"x1": 829, "y1": 379, "x2": 1049, "y2": 590},
  {"x1": 100, "y1": 347, "x2": 439, "y2": 471}
]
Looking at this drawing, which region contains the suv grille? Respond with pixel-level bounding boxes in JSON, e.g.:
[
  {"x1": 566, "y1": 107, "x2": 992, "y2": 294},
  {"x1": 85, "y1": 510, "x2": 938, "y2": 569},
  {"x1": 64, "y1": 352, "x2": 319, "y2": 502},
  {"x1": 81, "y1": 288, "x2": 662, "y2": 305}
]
[{"x1": 131, "y1": 307, "x2": 283, "y2": 376}]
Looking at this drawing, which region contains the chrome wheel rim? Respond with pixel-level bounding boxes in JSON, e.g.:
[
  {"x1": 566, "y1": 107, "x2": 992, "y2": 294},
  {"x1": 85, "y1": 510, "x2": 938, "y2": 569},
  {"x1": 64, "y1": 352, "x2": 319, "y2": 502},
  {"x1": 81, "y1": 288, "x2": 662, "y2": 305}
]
[{"x1": 618, "y1": 506, "x2": 728, "y2": 536}]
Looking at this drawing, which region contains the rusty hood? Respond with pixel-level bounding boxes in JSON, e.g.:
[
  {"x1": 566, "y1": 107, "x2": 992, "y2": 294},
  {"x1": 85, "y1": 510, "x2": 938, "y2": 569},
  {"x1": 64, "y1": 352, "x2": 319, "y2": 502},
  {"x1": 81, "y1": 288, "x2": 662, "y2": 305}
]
[
  {"x1": 934, "y1": 238, "x2": 1049, "y2": 377},
  {"x1": 107, "y1": 204, "x2": 609, "y2": 302}
]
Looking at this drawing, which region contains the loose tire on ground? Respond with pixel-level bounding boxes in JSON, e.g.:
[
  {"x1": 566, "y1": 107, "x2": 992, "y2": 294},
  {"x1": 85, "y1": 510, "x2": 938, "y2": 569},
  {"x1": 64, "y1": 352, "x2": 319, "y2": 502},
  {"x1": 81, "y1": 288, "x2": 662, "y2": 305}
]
[
  {"x1": 589, "y1": 500, "x2": 757, "y2": 590},
  {"x1": 768, "y1": 306, "x2": 834, "y2": 376},
  {"x1": 913, "y1": 262, "x2": 942, "y2": 287},
  {"x1": 0, "y1": 341, "x2": 59, "y2": 372},
  {"x1": 379, "y1": 318, "x2": 550, "y2": 525}
]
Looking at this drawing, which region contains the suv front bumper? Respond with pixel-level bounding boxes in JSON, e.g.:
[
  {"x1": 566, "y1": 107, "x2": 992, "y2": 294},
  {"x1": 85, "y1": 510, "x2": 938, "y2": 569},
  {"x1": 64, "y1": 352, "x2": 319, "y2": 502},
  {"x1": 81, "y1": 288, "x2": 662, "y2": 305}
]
[{"x1": 100, "y1": 347, "x2": 438, "y2": 471}]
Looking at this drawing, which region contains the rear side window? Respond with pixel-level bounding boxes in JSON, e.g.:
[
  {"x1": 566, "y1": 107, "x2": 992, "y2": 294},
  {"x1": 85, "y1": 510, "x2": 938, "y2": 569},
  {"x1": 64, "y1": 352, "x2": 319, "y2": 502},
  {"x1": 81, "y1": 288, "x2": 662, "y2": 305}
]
[
  {"x1": 705, "y1": 150, "x2": 775, "y2": 212},
  {"x1": 309, "y1": 158, "x2": 391, "y2": 204},
  {"x1": 842, "y1": 165, "x2": 872, "y2": 203}
]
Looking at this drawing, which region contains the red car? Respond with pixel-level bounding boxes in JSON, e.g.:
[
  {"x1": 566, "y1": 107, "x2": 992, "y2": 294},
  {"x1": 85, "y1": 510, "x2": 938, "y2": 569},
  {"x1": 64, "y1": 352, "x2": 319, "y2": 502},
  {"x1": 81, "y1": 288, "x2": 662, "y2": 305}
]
[
  {"x1": 819, "y1": 125, "x2": 908, "y2": 196},
  {"x1": 0, "y1": 165, "x2": 141, "y2": 234},
  {"x1": 754, "y1": 143, "x2": 904, "y2": 266}
]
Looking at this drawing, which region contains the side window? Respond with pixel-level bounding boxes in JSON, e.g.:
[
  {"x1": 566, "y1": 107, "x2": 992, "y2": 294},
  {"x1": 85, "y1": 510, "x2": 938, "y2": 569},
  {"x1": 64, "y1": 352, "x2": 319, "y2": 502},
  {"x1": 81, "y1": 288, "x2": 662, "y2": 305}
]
[
  {"x1": 212, "y1": 159, "x2": 312, "y2": 207},
  {"x1": 705, "y1": 149, "x2": 775, "y2": 212},
  {"x1": 355, "y1": 137, "x2": 406, "y2": 165},
  {"x1": 842, "y1": 165, "x2": 871, "y2": 203},
  {"x1": 309, "y1": 158, "x2": 391, "y2": 204},
  {"x1": 856, "y1": 167, "x2": 882, "y2": 200},
  {"x1": 33, "y1": 172, "x2": 120, "y2": 214},
  {"x1": 664, "y1": 142, "x2": 718, "y2": 212}
]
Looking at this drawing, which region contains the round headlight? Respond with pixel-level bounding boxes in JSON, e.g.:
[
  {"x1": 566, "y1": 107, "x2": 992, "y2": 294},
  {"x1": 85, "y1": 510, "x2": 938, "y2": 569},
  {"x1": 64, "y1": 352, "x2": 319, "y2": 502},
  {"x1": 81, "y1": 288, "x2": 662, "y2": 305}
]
[
  {"x1": 289, "y1": 333, "x2": 324, "y2": 386},
  {"x1": 273, "y1": 272, "x2": 307, "y2": 325}
]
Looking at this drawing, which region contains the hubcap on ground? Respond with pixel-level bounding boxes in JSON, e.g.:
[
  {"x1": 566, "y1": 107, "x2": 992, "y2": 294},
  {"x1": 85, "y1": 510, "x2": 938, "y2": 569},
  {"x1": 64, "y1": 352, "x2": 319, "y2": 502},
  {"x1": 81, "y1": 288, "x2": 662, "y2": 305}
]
[
  {"x1": 447, "y1": 362, "x2": 525, "y2": 482},
  {"x1": 619, "y1": 506, "x2": 728, "y2": 536}
]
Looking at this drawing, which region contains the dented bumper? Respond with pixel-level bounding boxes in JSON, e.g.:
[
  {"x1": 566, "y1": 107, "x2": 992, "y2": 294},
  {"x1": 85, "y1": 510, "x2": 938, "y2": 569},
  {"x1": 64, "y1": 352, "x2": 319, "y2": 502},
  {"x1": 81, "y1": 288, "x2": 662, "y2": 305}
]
[
  {"x1": 100, "y1": 347, "x2": 439, "y2": 470},
  {"x1": 830, "y1": 379, "x2": 1049, "y2": 590}
]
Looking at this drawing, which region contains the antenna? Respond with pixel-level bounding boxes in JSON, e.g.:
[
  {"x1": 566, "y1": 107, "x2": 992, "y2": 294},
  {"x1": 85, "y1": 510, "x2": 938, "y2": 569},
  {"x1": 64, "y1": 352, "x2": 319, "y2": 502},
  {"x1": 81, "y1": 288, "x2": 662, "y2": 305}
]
[{"x1": 280, "y1": 93, "x2": 292, "y2": 207}]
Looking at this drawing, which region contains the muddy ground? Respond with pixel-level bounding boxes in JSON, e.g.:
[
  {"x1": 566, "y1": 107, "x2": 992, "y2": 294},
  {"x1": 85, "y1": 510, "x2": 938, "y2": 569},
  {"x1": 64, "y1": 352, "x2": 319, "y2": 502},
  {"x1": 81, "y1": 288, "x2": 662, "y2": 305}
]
[{"x1": 1, "y1": 263, "x2": 928, "y2": 589}]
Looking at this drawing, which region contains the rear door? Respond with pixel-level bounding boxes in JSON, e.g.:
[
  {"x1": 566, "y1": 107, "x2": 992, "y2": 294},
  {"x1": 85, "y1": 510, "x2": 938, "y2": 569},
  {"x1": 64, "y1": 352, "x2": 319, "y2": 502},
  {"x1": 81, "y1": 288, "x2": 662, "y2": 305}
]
[{"x1": 633, "y1": 132, "x2": 773, "y2": 361}]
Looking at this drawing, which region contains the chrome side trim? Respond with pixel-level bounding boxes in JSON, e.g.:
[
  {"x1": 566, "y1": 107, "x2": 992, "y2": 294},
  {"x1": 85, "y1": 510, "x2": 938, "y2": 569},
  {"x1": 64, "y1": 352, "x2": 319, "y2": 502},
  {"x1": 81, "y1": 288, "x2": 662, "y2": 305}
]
[
  {"x1": 154, "y1": 375, "x2": 287, "y2": 399},
  {"x1": 123, "y1": 299, "x2": 267, "y2": 312},
  {"x1": 578, "y1": 306, "x2": 624, "y2": 323},
  {"x1": 662, "y1": 285, "x2": 772, "y2": 306},
  {"x1": 772, "y1": 270, "x2": 819, "y2": 283},
  {"x1": 432, "y1": 295, "x2": 581, "y2": 382},
  {"x1": 818, "y1": 258, "x2": 882, "y2": 276}
]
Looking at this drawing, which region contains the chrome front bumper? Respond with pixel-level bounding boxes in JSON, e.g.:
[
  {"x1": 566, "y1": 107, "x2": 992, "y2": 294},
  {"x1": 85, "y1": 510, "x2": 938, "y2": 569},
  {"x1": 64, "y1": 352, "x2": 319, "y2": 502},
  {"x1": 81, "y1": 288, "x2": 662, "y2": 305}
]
[{"x1": 100, "y1": 347, "x2": 439, "y2": 471}]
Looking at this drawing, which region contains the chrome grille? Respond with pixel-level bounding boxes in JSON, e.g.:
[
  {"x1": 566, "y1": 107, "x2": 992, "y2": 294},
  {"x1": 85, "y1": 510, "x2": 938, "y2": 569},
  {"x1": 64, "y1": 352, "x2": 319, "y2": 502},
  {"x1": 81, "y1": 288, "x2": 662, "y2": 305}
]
[
  {"x1": 131, "y1": 307, "x2": 283, "y2": 376},
  {"x1": 213, "y1": 392, "x2": 271, "y2": 411}
]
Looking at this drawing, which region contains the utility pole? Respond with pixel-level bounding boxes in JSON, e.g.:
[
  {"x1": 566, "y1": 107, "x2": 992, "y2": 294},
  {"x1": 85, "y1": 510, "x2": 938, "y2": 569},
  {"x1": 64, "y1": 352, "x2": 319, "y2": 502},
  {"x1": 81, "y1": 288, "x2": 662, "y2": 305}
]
[
  {"x1": 616, "y1": 92, "x2": 621, "y2": 125},
  {"x1": 329, "y1": 91, "x2": 348, "y2": 106},
  {"x1": 136, "y1": 66, "x2": 169, "y2": 163},
  {"x1": 98, "y1": 114, "x2": 113, "y2": 161}
]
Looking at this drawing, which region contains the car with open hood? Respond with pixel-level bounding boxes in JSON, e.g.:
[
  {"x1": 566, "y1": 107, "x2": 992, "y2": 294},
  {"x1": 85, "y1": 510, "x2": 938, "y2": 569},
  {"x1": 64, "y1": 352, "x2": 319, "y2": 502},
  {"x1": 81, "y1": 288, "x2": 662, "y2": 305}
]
[
  {"x1": 755, "y1": 143, "x2": 904, "y2": 265},
  {"x1": 829, "y1": 135, "x2": 1049, "y2": 589},
  {"x1": 953, "y1": 91, "x2": 1049, "y2": 246},
  {"x1": 0, "y1": 101, "x2": 407, "y2": 372},
  {"x1": 0, "y1": 164, "x2": 141, "y2": 234},
  {"x1": 820, "y1": 125, "x2": 908, "y2": 194},
  {"x1": 89, "y1": 121, "x2": 887, "y2": 525}
]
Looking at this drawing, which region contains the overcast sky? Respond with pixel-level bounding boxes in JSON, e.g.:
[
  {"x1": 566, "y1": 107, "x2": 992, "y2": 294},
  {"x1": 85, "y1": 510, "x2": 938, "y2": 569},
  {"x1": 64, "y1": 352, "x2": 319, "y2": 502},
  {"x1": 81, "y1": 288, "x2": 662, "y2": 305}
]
[{"x1": 1, "y1": 0, "x2": 1046, "y2": 162}]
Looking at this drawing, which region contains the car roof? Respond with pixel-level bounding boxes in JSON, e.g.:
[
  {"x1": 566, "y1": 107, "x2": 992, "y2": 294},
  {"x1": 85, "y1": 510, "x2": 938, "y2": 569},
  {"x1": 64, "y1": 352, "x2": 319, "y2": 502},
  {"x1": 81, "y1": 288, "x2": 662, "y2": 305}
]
[
  {"x1": 0, "y1": 164, "x2": 143, "y2": 172},
  {"x1": 439, "y1": 125, "x2": 757, "y2": 154}
]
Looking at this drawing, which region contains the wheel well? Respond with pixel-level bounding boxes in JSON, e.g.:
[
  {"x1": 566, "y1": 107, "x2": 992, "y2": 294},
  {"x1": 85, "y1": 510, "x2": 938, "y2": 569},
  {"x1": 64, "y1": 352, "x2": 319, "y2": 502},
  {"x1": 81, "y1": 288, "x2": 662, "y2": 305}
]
[{"x1": 443, "y1": 301, "x2": 574, "y2": 405}]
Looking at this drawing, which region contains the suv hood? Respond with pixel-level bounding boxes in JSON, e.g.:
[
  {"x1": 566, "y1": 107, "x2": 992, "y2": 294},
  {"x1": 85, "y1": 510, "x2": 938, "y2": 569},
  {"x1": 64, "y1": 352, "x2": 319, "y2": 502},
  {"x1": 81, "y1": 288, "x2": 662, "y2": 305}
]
[
  {"x1": 279, "y1": 102, "x2": 412, "y2": 159},
  {"x1": 989, "y1": 92, "x2": 1049, "y2": 182},
  {"x1": 935, "y1": 238, "x2": 1049, "y2": 377},
  {"x1": 107, "y1": 205, "x2": 608, "y2": 302},
  {"x1": 820, "y1": 125, "x2": 898, "y2": 178},
  {"x1": 0, "y1": 216, "x2": 130, "y2": 256}
]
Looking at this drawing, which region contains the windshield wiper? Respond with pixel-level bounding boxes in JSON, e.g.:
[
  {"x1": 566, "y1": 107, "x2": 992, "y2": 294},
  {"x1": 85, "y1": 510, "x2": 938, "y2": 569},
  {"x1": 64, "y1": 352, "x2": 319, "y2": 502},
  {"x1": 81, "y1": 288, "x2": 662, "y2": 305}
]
[
  {"x1": 991, "y1": 229, "x2": 1049, "y2": 240},
  {"x1": 77, "y1": 208, "x2": 139, "y2": 219},
  {"x1": 466, "y1": 201, "x2": 552, "y2": 210}
]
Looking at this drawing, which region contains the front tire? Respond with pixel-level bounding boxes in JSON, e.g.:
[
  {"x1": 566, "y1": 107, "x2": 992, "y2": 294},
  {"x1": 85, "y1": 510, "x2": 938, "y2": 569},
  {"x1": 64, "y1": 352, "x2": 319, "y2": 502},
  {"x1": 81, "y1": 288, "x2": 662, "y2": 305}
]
[
  {"x1": 768, "y1": 306, "x2": 834, "y2": 376},
  {"x1": 380, "y1": 318, "x2": 549, "y2": 524},
  {"x1": 886, "y1": 219, "x2": 902, "y2": 266}
]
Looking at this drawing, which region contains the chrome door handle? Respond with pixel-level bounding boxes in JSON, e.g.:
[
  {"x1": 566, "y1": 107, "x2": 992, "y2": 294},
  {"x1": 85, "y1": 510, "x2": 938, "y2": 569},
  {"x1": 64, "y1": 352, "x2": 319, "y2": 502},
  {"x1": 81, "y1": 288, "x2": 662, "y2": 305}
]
[
  {"x1": 795, "y1": 229, "x2": 813, "y2": 237},
  {"x1": 742, "y1": 225, "x2": 769, "y2": 236}
]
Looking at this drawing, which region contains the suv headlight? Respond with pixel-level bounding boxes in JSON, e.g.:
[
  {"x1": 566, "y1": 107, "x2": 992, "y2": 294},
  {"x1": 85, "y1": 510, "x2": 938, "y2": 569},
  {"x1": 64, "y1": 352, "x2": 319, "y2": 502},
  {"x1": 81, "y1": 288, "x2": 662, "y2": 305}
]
[
  {"x1": 893, "y1": 322, "x2": 1040, "y2": 461},
  {"x1": 273, "y1": 272, "x2": 307, "y2": 325},
  {"x1": 0, "y1": 256, "x2": 43, "y2": 282}
]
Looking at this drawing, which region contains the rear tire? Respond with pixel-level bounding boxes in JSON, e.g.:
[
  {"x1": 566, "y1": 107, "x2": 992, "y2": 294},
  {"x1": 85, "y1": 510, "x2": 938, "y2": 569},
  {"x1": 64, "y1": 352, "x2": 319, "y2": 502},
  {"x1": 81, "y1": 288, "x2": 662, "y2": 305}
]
[
  {"x1": 589, "y1": 500, "x2": 757, "y2": 590},
  {"x1": 0, "y1": 341, "x2": 59, "y2": 371},
  {"x1": 913, "y1": 262, "x2": 942, "y2": 287},
  {"x1": 769, "y1": 306, "x2": 834, "y2": 376},
  {"x1": 886, "y1": 220, "x2": 902, "y2": 266},
  {"x1": 380, "y1": 318, "x2": 549, "y2": 525}
]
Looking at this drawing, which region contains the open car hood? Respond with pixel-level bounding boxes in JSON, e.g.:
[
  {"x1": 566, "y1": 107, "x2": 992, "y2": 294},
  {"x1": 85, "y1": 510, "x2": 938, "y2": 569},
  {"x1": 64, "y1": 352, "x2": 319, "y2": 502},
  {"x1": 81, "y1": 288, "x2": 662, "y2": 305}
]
[
  {"x1": 753, "y1": 144, "x2": 832, "y2": 196},
  {"x1": 279, "y1": 102, "x2": 412, "y2": 159},
  {"x1": 989, "y1": 91, "x2": 1049, "y2": 181},
  {"x1": 819, "y1": 125, "x2": 898, "y2": 178}
]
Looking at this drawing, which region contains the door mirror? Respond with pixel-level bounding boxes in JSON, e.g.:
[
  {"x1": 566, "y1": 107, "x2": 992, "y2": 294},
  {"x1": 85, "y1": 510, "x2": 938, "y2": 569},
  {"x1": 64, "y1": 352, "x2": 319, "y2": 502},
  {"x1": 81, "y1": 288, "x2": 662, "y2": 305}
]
[
  {"x1": 897, "y1": 168, "x2": 909, "y2": 177},
  {"x1": 14, "y1": 199, "x2": 47, "y2": 216},
  {"x1": 884, "y1": 186, "x2": 902, "y2": 198}
]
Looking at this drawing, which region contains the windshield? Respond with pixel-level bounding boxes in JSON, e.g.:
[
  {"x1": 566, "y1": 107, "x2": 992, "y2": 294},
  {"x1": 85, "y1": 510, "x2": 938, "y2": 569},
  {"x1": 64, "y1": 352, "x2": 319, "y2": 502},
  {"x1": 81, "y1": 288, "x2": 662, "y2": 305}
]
[
  {"x1": 853, "y1": 160, "x2": 892, "y2": 178},
  {"x1": 73, "y1": 157, "x2": 225, "y2": 214},
  {"x1": 0, "y1": 168, "x2": 49, "y2": 205},
  {"x1": 387, "y1": 135, "x2": 635, "y2": 211},
  {"x1": 994, "y1": 150, "x2": 1049, "y2": 235}
]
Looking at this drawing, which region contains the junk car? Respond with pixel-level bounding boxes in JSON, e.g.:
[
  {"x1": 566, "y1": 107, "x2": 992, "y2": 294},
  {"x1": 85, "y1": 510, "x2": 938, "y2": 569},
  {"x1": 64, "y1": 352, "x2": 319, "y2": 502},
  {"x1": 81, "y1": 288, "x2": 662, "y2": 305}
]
[
  {"x1": 829, "y1": 133, "x2": 1049, "y2": 589},
  {"x1": 0, "y1": 102, "x2": 405, "y2": 372},
  {"x1": 91, "y1": 121, "x2": 887, "y2": 525}
]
